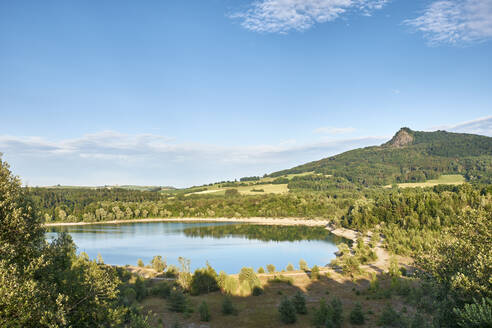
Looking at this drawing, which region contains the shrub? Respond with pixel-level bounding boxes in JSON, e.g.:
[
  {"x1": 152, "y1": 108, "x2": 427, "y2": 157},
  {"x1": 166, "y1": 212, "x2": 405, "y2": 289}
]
[
  {"x1": 121, "y1": 287, "x2": 137, "y2": 306},
  {"x1": 341, "y1": 255, "x2": 360, "y2": 275},
  {"x1": 169, "y1": 289, "x2": 187, "y2": 313},
  {"x1": 224, "y1": 276, "x2": 239, "y2": 295},
  {"x1": 312, "y1": 299, "x2": 330, "y2": 327},
  {"x1": 378, "y1": 304, "x2": 401, "y2": 326},
  {"x1": 286, "y1": 263, "x2": 295, "y2": 271},
  {"x1": 257, "y1": 267, "x2": 265, "y2": 274},
  {"x1": 252, "y1": 286, "x2": 263, "y2": 296},
  {"x1": 349, "y1": 303, "x2": 365, "y2": 325},
  {"x1": 453, "y1": 298, "x2": 492, "y2": 328},
  {"x1": 190, "y1": 264, "x2": 219, "y2": 295},
  {"x1": 150, "y1": 282, "x2": 172, "y2": 298},
  {"x1": 218, "y1": 271, "x2": 227, "y2": 290},
  {"x1": 151, "y1": 255, "x2": 166, "y2": 272},
  {"x1": 267, "y1": 264, "x2": 276, "y2": 273},
  {"x1": 292, "y1": 291, "x2": 307, "y2": 314},
  {"x1": 238, "y1": 267, "x2": 261, "y2": 289},
  {"x1": 222, "y1": 296, "x2": 236, "y2": 315},
  {"x1": 409, "y1": 313, "x2": 426, "y2": 328},
  {"x1": 225, "y1": 189, "x2": 239, "y2": 197},
  {"x1": 199, "y1": 301, "x2": 210, "y2": 322},
  {"x1": 369, "y1": 272, "x2": 379, "y2": 292},
  {"x1": 299, "y1": 259, "x2": 308, "y2": 271},
  {"x1": 279, "y1": 297, "x2": 297, "y2": 324},
  {"x1": 311, "y1": 265, "x2": 320, "y2": 280},
  {"x1": 239, "y1": 280, "x2": 251, "y2": 296},
  {"x1": 268, "y1": 275, "x2": 293, "y2": 285},
  {"x1": 165, "y1": 265, "x2": 179, "y2": 278},
  {"x1": 331, "y1": 296, "x2": 343, "y2": 328},
  {"x1": 137, "y1": 259, "x2": 145, "y2": 268},
  {"x1": 134, "y1": 277, "x2": 147, "y2": 301}
]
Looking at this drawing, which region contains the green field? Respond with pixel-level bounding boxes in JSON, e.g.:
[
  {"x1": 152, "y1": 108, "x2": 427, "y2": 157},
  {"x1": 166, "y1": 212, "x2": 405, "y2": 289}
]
[
  {"x1": 392, "y1": 174, "x2": 465, "y2": 188},
  {"x1": 186, "y1": 183, "x2": 289, "y2": 196}
]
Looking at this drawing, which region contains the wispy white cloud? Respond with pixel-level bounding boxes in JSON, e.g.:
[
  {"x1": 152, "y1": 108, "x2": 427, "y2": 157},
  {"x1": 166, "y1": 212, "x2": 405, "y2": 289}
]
[
  {"x1": 230, "y1": 0, "x2": 390, "y2": 33},
  {"x1": 0, "y1": 131, "x2": 386, "y2": 187},
  {"x1": 431, "y1": 116, "x2": 492, "y2": 136},
  {"x1": 404, "y1": 0, "x2": 492, "y2": 45},
  {"x1": 314, "y1": 126, "x2": 356, "y2": 134}
]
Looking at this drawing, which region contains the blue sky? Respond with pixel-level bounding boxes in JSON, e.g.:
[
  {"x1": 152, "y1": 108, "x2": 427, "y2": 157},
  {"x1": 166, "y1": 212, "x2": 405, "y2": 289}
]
[{"x1": 1, "y1": 0, "x2": 491, "y2": 187}]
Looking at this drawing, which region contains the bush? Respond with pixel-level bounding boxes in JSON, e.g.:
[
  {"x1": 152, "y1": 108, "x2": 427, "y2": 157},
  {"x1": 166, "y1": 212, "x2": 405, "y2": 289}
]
[
  {"x1": 222, "y1": 296, "x2": 236, "y2": 315},
  {"x1": 299, "y1": 259, "x2": 308, "y2": 271},
  {"x1": 238, "y1": 267, "x2": 260, "y2": 289},
  {"x1": 150, "y1": 282, "x2": 172, "y2": 298},
  {"x1": 453, "y1": 298, "x2": 492, "y2": 328},
  {"x1": 331, "y1": 297, "x2": 343, "y2": 328},
  {"x1": 225, "y1": 189, "x2": 239, "y2": 197},
  {"x1": 218, "y1": 271, "x2": 227, "y2": 290},
  {"x1": 137, "y1": 259, "x2": 145, "y2": 268},
  {"x1": 268, "y1": 275, "x2": 293, "y2": 285},
  {"x1": 279, "y1": 297, "x2": 297, "y2": 324},
  {"x1": 199, "y1": 301, "x2": 210, "y2": 322},
  {"x1": 224, "y1": 276, "x2": 239, "y2": 295},
  {"x1": 151, "y1": 255, "x2": 166, "y2": 272},
  {"x1": 312, "y1": 299, "x2": 329, "y2": 327},
  {"x1": 121, "y1": 287, "x2": 137, "y2": 306},
  {"x1": 267, "y1": 264, "x2": 276, "y2": 273},
  {"x1": 252, "y1": 286, "x2": 263, "y2": 296},
  {"x1": 169, "y1": 289, "x2": 187, "y2": 313},
  {"x1": 134, "y1": 277, "x2": 147, "y2": 301},
  {"x1": 409, "y1": 313, "x2": 426, "y2": 328},
  {"x1": 257, "y1": 267, "x2": 265, "y2": 274},
  {"x1": 239, "y1": 280, "x2": 251, "y2": 296},
  {"x1": 349, "y1": 303, "x2": 365, "y2": 325},
  {"x1": 311, "y1": 265, "x2": 320, "y2": 280},
  {"x1": 190, "y1": 264, "x2": 219, "y2": 295},
  {"x1": 286, "y1": 263, "x2": 295, "y2": 271},
  {"x1": 378, "y1": 304, "x2": 401, "y2": 326},
  {"x1": 292, "y1": 291, "x2": 307, "y2": 314}
]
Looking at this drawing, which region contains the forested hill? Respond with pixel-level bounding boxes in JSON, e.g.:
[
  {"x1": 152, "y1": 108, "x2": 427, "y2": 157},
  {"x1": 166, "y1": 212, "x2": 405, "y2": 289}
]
[{"x1": 270, "y1": 128, "x2": 492, "y2": 186}]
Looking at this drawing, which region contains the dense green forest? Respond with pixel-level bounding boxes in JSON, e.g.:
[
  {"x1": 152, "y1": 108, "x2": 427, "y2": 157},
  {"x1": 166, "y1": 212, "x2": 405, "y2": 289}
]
[
  {"x1": 29, "y1": 183, "x2": 491, "y2": 256},
  {"x1": 270, "y1": 128, "x2": 492, "y2": 186}
]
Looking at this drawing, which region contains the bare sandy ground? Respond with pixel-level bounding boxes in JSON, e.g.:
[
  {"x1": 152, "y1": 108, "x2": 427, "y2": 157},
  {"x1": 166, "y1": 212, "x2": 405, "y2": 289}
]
[{"x1": 45, "y1": 217, "x2": 330, "y2": 227}]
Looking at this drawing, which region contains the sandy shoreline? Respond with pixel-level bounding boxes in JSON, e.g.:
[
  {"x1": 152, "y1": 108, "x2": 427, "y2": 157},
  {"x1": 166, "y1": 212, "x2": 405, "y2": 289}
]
[{"x1": 45, "y1": 217, "x2": 358, "y2": 240}]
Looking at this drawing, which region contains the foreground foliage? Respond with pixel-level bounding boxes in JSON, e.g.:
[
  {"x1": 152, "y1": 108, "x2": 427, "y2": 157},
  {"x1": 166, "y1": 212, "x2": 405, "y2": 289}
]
[{"x1": 0, "y1": 159, "x2": 145, "y2": 327}]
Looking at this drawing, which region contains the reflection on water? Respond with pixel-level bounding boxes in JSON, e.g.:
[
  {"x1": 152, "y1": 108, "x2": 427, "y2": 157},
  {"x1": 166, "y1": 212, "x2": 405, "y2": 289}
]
[{"x1": 47, "y1": 221, "x2": 344, "y2": 274}]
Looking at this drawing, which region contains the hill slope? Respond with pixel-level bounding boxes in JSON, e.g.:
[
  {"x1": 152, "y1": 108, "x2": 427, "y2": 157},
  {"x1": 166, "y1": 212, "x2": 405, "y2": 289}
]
[{"x1": 270, "y1": 128, "x2": 492, "y2": 188}]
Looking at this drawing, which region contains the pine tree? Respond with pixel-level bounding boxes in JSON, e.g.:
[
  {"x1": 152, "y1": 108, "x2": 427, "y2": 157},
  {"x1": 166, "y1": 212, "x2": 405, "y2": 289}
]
[
  {"x1": 349, "y1": 303, "x2": 365, "y2": 325},
  {"x1": 292, "y1": 291, "x2": 307, "y2": 314},
  {"x1": 279, "y1": 297, "x2": 297, "y2": 324},
  {"x1": 199, "y1": 301, "x2": 210, "y2": 322}
]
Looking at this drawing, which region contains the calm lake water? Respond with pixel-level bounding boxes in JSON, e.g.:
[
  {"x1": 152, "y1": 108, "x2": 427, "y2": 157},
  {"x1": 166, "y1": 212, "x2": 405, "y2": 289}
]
[{"x1": 47, "y1": 221, "x2": 345, "y2": 273}]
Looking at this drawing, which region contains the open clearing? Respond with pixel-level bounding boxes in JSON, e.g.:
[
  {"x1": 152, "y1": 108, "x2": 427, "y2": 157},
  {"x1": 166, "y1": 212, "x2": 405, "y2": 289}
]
[
  {"x1": 142, "y1": 268, "x2": 413, "y2": 328},
  {"x1": 186, "y1": 183, "x2": 289, "y2": 196},
  {"x1": 386, "y1": 174, "x2": 465, "y2": 188}
]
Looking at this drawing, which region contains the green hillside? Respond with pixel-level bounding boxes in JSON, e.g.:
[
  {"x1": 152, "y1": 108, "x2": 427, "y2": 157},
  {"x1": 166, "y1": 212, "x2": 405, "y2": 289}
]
[{"x1": 270, "y1": 128, "x2": 492, "y2": 189}]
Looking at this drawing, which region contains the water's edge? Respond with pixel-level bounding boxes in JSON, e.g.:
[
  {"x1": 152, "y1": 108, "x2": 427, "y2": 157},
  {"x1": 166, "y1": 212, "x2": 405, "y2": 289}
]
[{"x1": 45, "y1": 217, "x2": 357, "y2": 240}]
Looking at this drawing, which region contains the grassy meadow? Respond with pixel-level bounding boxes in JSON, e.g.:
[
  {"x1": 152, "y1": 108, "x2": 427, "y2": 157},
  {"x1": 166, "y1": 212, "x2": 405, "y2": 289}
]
[{"x1": 392, "y1": 174, "x2": 465, "y2": 188}]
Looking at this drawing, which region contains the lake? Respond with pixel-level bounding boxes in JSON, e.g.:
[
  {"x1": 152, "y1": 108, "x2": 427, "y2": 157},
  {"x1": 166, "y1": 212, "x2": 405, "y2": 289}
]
[{"x1": 47, "y1": 221, "x2": 346, "y2": 273}]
